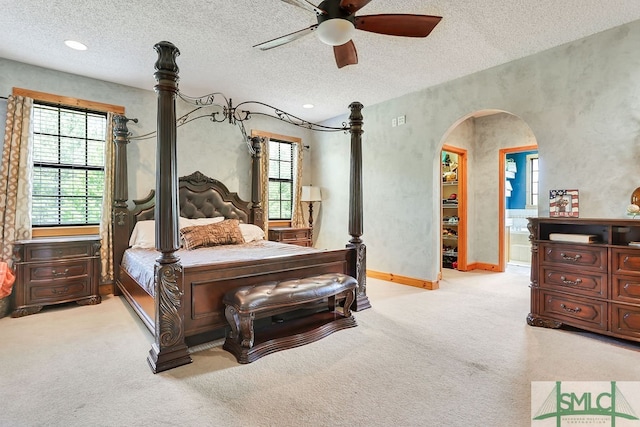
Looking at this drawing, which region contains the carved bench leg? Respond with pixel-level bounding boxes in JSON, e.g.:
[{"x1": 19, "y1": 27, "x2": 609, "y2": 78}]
[
  {"x1": 239, "y1": 311, "x2": 256, "y2": 349},
  {"x1": 327, "y1": 295, "x2": 336, "y2": 312},
  {"x1": 343, "y1": 289, "x2": 355, "y2": 318},
  {"x1": 225, "y1": 305, "x2": 240, "y2": 341}
]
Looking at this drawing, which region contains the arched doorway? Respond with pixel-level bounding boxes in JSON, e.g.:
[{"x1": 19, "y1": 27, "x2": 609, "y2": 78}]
[{"x1": 439, "y1": 110, "x2": 538, "y2": 275}]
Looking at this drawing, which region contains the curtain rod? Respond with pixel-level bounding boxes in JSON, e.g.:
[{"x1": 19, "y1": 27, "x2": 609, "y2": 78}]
[{"x1": 0, "y1": 95, "x2": 8, "y2": 100}]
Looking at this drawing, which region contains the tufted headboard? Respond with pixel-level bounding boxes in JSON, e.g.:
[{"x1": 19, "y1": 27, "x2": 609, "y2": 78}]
[{"x1": 131, "y1": 170, "x2": 251, "y2": 225}]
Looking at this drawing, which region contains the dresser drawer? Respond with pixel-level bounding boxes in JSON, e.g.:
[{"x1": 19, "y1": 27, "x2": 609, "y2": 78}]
[
  {"x1": 27, "y1": 279, "x2": 91, "y2": 304},
  {"x1": 612, "y1": 275, "x2": 640, "y2": 304},
  {"x1": 540, "y1": 266, "x2": 606, "y2": 298},
  {"x1": 541, "y1": 290, "x2": 607, "y2": 331},
  {"x1": 540, "y1": 243, "x2": 607, "y2": 271},
  {"x1": 610, "y1": 303, "x2": 640, "y2": 339},
  {"x1": 612, "y1": 248, "x2": 640, "y2": 276},
  {"x1": 25, "y1": 259, "x2": 90, "y2": 283}
]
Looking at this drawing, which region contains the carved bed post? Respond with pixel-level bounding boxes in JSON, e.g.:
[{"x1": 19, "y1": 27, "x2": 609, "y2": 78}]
[
  {"x1": 347, "y1": 102, "x2": 371, "y2": 311},
  {"x1": 147, "y1": 41, "x2": 191, "y2": 373},
  {"x1": 112, "y1": 115, "x2": 130, "y2": 294},
  {"x1": 250, "y1": 137, "x2": 264, "y2": 230}
]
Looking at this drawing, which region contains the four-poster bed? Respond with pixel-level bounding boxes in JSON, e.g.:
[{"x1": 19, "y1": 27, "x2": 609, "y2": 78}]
[{"x1": 112, "y1": 41, "x2": 369, "y2": 372}]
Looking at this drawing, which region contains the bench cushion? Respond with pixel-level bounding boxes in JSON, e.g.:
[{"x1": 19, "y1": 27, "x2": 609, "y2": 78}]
[{"x1": 223, "y1": 273, "x2": 357, "y2": 314}]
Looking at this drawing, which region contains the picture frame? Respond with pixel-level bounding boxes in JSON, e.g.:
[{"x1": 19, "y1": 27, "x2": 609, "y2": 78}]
[{"x1": 549, "y1": 189, "x2": 579, "y2": 217}]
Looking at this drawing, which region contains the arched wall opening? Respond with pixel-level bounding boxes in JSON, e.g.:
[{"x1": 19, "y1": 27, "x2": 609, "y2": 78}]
[{"x1": 436, "y1": 109, "x2": 539, "y2": 274}]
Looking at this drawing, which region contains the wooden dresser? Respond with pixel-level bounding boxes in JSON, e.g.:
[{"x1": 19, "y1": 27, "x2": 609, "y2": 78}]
[
  {"x1": 11, "y1": 235, "x2": 101, "y2": 317},
  {"x1": 268, "y1": 226, "x2": 312, "y2": 247},
  {"x1": 528, "y1": 218, "x2": 640, "y2": 342}
]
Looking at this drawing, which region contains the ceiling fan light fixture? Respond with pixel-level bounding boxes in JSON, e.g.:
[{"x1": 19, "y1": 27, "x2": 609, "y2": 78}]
[{"x1": 316, "y1": 18, "x2": 355, "y2": 46}]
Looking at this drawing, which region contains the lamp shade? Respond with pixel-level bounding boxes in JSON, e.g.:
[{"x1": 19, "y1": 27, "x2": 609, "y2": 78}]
[
  {"x1": 316, "y1": 19, "x2": 355, "y2": 46},
  {"x1": 301, "y1": 186, "x2": 322, "y2": 202}
]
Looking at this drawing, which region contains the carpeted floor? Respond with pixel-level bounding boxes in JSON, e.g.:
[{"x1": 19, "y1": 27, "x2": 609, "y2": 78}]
[{"x1": 1, "y1": 265, "x2": 639, "y2": 426}]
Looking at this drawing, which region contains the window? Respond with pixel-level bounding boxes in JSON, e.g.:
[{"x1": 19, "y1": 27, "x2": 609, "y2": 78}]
[
  {"x1": 31, "y1": 103, "x2": 107, "y2": 226},
  {"x1": 526, "y1": 154, "x2": 539, "y2": 208},
  {"x1": 268, "y1": 139, "x2": 294, "y2": 220}
]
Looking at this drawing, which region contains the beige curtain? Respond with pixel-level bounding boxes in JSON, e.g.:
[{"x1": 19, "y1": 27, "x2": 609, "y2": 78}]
[
  {"x1": 291, "y1": 141, "x2": 305, "y2": 228},
  {"x1": 259, "y1": 136, "x2": 270, "y2": 234},
  {"x1": 99, "y1": 113, "x2": 115, "y2": 283},
  {"x1": 0, "y1": 95, "x2": 33, "y2": 266}
]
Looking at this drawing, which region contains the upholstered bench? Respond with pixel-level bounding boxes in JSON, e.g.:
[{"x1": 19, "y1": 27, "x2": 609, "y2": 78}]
[{"x1": 222, "y1": 273, "x2": 358, "y2": 363}]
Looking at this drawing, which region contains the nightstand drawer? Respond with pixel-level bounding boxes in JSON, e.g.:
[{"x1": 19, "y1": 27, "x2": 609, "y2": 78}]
[
  {"x1": 540, "y1": 266, "x2": 606, "y2": 298},
  {"x1": 24, "y1": 242, "x2": 94, "y2": 262},
  {"x1": 268, "y1": 227, "x2": 312, "y2": 247},
  {"x1": 28, "y1": 279, "x2": 90, "y2": 303},
  {"x1": 540, "y1": 243, "x2": 607, "y2": 271},
  {"x1": 541, "y1": 290, "x2": 607, "y2": 331},
  {"x1": 276, "y1": 229, "x2": 309, "y2": 240},
  {"x1": 26, "y1": 259, "x2": 90, "y2": 282}
]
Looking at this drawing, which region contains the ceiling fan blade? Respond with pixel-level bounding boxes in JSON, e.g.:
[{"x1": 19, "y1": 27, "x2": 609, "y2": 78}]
[
  {"x1": 339, "y1": 0, "x2": 373, "y2": 14},
  {"x1": 334, "y1": 40, "x2": 358, "y2": 68},
  {"x1": 253, "y1": 24, "x2": 318, "y2": 50},
  {"x1": 355, "y1": 14, "x2": 442, "y2": 37},
  {"x1": 280, "y1": 0, "x2": 326, "y2": 15}
]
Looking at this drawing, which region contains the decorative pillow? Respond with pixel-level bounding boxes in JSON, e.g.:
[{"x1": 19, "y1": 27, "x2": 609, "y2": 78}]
[
  {"x1": 129, "y1": 220, "x2": 156, "y2": 249},
  {"x1": 239, "y1": 223, "x2": 265, "y2": 242},
  {"x1": 180, "y1": 219, "x2": 245, "y2": 250}
]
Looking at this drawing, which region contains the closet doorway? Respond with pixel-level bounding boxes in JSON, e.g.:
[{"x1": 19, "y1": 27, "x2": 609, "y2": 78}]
[
  {"x1": 441, "y1": 145, "x2": 467, "y2": 271},
  {"x1": 499, "y1": 146, "x2": 538, "y2": 270}
]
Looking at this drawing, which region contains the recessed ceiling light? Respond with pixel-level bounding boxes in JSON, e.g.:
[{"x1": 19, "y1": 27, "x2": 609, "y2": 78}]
[
  {"x1": 64, "y1": 40, "x2": 87, "y2": 51},
  {"x1": 303, "y1": 104, "x2": 314, "y2": 109}
]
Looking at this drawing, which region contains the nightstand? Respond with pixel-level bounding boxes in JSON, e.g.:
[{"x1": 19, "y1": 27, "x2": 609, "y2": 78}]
[
  {"x1": 11, "y1": 235, "x2": 101, "y2": 317},
  {"x1": 268, "y1": 227, "x2": 312, "y2": 247}
]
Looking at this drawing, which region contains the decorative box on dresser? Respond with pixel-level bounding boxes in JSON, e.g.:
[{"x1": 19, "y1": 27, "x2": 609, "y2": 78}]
[
  {"x1": 528, "y1": 217, "x2": 640, "y2": 342},
  {"x1": 268, "y1": 226, "x2": 312, "y2": 247},
  {"x1": 11, "y1": 235, "x2": 101, "y2": 317}
]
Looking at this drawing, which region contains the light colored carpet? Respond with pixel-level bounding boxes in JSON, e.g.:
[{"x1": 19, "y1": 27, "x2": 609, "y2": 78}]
[{"x1": 1, "y1": 266, "x2": 638, "y2": 426}]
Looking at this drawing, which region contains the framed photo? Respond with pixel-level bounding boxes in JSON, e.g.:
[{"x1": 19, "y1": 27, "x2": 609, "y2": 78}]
[{"x1": 549, "y1": 189, "x2": 579, "y2": 217}]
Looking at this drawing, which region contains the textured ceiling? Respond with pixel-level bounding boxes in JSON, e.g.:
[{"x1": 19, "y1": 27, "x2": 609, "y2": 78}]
[{"x1": 2, "y1": 1, "x2": 640, "y2": 122}]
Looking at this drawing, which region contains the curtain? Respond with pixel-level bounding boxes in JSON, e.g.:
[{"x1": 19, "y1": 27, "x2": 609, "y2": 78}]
[
  {"x1": 259, "y1": 136, "x2": 270, "y2": 234},
  {"x1": 291, "y1": 141, "x2": 305, "y2": 228},
  {"x1": 99, "y1": 112, "x2": 115, "y2": 283},
  {"x1": 0, "y1": 95, "x2": 33, "y2": 266}
]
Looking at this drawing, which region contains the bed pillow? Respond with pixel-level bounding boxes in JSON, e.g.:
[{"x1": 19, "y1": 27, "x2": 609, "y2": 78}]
[
  {"x1": 129, "y1": 220, "x2": 156, "y2": 249},
  {"x1": 180, "y1": 219, "x2": 245, "y2": 250},
  {"x1": 179, "y1": 216, "x2": 225, "y2": 228},
  {"x1": 239, "y1": 223, "x2": 265, "y2": 242}
]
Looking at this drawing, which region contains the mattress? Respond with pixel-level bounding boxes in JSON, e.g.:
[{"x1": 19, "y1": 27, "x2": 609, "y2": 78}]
[{"x1": 121, "y1": 240, "x2": 321, "y2": 296}]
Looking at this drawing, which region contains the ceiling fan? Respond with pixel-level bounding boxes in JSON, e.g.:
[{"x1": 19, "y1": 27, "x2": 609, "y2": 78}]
[{"x1": 253, "y1": 0, "x2": 442, "y2": 68}]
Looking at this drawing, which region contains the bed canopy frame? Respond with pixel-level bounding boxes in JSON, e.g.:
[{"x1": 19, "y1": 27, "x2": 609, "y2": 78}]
[{"x1": 112, "y1": 41, "x2": 369, "y2": 372}]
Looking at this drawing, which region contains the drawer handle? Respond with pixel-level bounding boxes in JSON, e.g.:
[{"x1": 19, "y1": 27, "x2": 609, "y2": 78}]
[
  {"x1": 560, "y1": 303, "x2": 581, "y2": 314},
  {"x1": 560, "y1": 276, "x2": 582, "y2": 286},
  {"x1": 52, "y1": 286, "x2": 70, "y2": 295},
  {"x1": 52, "y1": 268, "x2": 69, "y2": 277},
  {"x1": 560, "y1": 253, "x2": 582, "y2": 262}
]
